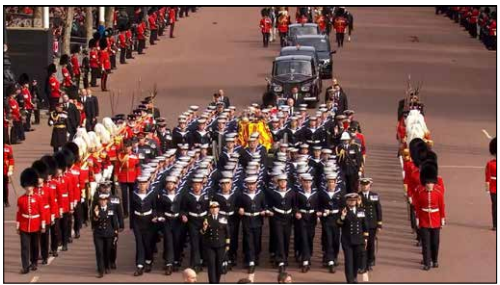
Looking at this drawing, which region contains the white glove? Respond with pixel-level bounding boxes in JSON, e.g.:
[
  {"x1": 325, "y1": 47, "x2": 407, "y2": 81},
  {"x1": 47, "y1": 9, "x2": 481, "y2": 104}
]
[
  {"x1": 441, "y1": 218, "x2": 445, "y2": 226},
  {"x1": 7, "y1": 171, "x2": 13, "y2": 177}
]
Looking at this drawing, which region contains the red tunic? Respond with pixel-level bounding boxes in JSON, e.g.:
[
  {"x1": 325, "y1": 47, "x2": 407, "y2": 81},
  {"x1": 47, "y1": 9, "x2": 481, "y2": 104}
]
[
  {"x1": 116, "y1": 152, "x2": 140, "y2": 183},
  {"x1": 33, "y1": 185, "x2": 52, "y2": 226},
  {"x1": 260, "y1": 17, "x2": 272, "y2": 33},
  {"x1": 316, "y1": 16, "x2": 327, "y2": 32},
  {"x1": 16, "y1": 193, "x2": 45, "y2": 232},
  {"x1": 8, "y1": 98, "x2": 21, "y2": 121},
  {"x1": 62, "y1": 66, "x2": 72, "y2": 87},
  {"x1": 486, "y1": 159, "x2": 497, "y2": 194},
  {"x1": 70, "y1": 165, "x2": 82, "y2": 205},
  {"x1": 355, "y1": 133, "x2": 366, "y2": 156},
  {"x1": 71, "y1": 54, "x2": 81, "y2": 76},
  {"x1": 21, "y1": 87, "x2": 34, "y2": 110},
  {"x1": 49, "y1": 75, "x2": 61, "y2": 99},
  {"x1": 334, "y1": 16, "x2": 347, "y2": 33},
  {"x1": 137, "y1": 22, "x2": 146, "y2": 40},
  {"x1": 45, "y1": 179, "x2": 60, "y2": 219},
  {"x1": 488, "y1": 20, "x2": 497, "y2": 36},
  {"x1": 413, "y1": 184, "x2": 445, "y2": 229},
  {"x1": 149, "y1": 14, "x2": 158, "y2": 30},
  {"x1": 278, "y1": 16, "x2": 289, "y2": 33},
  {"x1": 3, "y1": 144, "x2": 14, "y2": 176},
  {"x1": 89, "y1": 49, "x2": 100, "y2": 68},
  {"x1": 396, "y1": 118, "x2": 406, "y2": 143},
  {"x1": 118, "y1": 32, "x2": 127, "y2": 49},
  {"x1": 99, "y1": 49, "x2": 111, "y2": 70},
  {"x1": 168, "y1": 8, "x2": 176, "y2": 24},
  {"x1": 54, "y1": 175, "x2": 72, "y2": 214}
]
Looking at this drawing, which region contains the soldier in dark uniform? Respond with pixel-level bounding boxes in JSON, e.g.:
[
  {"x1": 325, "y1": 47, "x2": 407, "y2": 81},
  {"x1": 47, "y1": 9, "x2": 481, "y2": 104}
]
[
  {"x1": 269, "y1": 117, "x2": 284, "y2": 143},
  {"x1": 239, "y1": 136, "x2": 267, "y2": 169},
  {"x1": 131, "y1": 176, "x2": 158, "y2": 276},
  {"x1": 335, "y1": 132, "x2": 362, "y2": 193},
  {"x1": 212, "y1": 178, "x2": 239, "y2": 269},
  {"x1": 267, "y1": 174, "x2": 295, "y2": 273},
  {"x1": 180, "y1": 177, "x2": 210, "y2": 272},
  {"x1": 156, "y1": 121, "x2": 172, "y2": 154},
  {"x1": 212, "y1": 118, "x2": 227, "y2": 149},
  {"x1": 301, "y1": 117, "x2": 326, "y2": 146},
  {"x1": 217, "y1": 136, "x2": 237, "y2": 171},
  {"x1": 281, "y1": 116, "x2": 302, "y2": 147},
  {"x1": 338, "y1": 193, "x2": 369, "y2": 284},
  {"x1": 48, "y1": 103, "x2": 68, "y2": 153},
  {"x1": 157, "y1": 176, "x2": 182, "y2": 275},
  {"x1": 201, "y1": 201, "x2": 230, "y2": 284},
  {"x1": 135, "y1": 132, "x2": 156, "y2": 164},
  {"x1": 91, "y1": 193, "x2": 119, "y2": 278},
  {"x1": 319, "y1": 173, "x2": 345, "y2": 272},
  {"x1": 359, "y1": 178, "x2": 382, "y2": 271},
  {"x1": 294, "y1": 173, "x2": 319, "y2": 273},
  {"x1": 236, "y1": 176, "x2": 267, "y2": 273}
]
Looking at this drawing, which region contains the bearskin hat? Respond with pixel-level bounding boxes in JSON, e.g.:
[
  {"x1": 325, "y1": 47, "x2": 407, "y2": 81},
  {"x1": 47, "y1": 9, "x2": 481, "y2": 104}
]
[
  {"x1": 32, "y1": 160, "x2": 49, "y2": 180},
  {"x1": 409, "y1": 138, "x2": 428, "y2": 167},
  {"x1": 47, "y1": 63, "x2": 57, "y2": 75},
  {"x1": 63, "y1": 142, "x2": 80, "y2": 161},
  {"x1": 93, "y1": 31, "x2": 101, "y2": 41},
  {"x1": 59, "y1": 54, "x2": 70, "y2": 66},
  {"x1": 425, "y1": 150, "x2": 438, "y2": 165},
  {"x1": 99, "y1": 38, "x2": 108, "y2": 50},
  {"x1": 420, "y1": 160, "x2": 438, "y2": 185},
  {"x1": 88, "y1": 38, "x2": 97, "y2": 49},
  {"x1": 490, "y1": 137, "x2": 496, "y2": 156},
  {"x1": 262, "y1": 91, "x2": 277, "y2": 108},
  {"x1": 54, "y1": 151, "x2": 67, "y2": 170},
  {"x1": 41, "y1": 155, "x2": 57, "y2": 176},
  {"x1": 70, "y1": 44, "x2": 81, "y2": 54},
  {"x1": 6, "y1": 84, "x2": 18, "y2": 96},
  {"x1": 118, "y1": 24, "x2": 127, "y2": 32},
  {"x1": 18, "y1": 73, "x2": 30, "y2": 86},
  {"x1": 62, "y1": 149, "x2": 75, "y2": 167},
  {"x1": 261, "y1": 8, "x2": 270, "y2": 17},
  {"x1": 20, "y1": 168, "x2": 39, "y2": 188}
]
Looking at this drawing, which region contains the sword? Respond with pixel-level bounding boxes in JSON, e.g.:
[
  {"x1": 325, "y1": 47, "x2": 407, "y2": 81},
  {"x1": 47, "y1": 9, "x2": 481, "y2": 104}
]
[{"x1": 9, "y1": 178, "x2": 19, "y2": 199}]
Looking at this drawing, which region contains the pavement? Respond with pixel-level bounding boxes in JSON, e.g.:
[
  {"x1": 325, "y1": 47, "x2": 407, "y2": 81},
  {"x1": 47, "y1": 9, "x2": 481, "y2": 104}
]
[{"x1": 2, "y1": 7, "x2": 496, "y2": 283}]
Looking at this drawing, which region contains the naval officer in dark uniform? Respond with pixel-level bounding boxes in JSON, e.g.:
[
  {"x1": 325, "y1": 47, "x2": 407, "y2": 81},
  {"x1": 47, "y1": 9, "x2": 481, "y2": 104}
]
[
  {"x1": 92, "y1": 193, "x2": 119, "y2": 278},
  {"x1": 201, "y1": 201, "x2": 230, "y2": 283}
]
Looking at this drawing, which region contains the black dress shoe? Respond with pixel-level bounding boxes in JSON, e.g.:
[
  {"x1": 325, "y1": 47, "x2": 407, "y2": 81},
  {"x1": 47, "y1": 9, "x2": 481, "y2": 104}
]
[
  {"x1": 97, "y1": 272, "x2": 104, "y2": 278},
  {"x1": 134, "y1": 268, "x2": 144, "y2": 276},
  {"x1": 30, "y1": 264, "x2": 37, "y2": 271},
  {"x1": 105, "y1": 268, "x2": 110, "y2": 274},
  {"x1": 110, "y1": 263, "x2": 116, "y2": 269},
  {"x1": 221, "y1": 262, "x2": 228, "y2": 274},
  {"x1": 302, "y1": 265, "x2": 310, "y2": 273},
  {"x1": 62, "y1": 246, "x2": 68, "y2": 251},
  {"x1": 329, "y1": 265, "x2": 336, "y2": 273},
  {"x1": 422, "y1": 265, "x2": 431, "y2": 271},
  {"x1": 42, "y1": 259, "x2": 48, "y2": 265},
  {"x1": 144, "y1": 264, "x2": 152, "y2": 273},
  {"x1": 432, "y1": 262, "x2": 439, "y2": 268},
  {"x1": 74, "y1": 233, "x2": 80, "y2": 239},
  {"x1": 248, "y1": 265, "x2": 255, "y2": 274},
  {"x1": 278, "y1": 265, "x2": 286, "y2": 274},
  {"x1": 52, "y1": 251, "x2": 59, "y2": 257},
  {"x1": 20, "y1": 268, "x2": 30, "y2": 274},
  {"x1": 369, "y1": 260, "x2": 376, "y2": 267},
  {"x1": 165, "y1": 265, "x2": 173, "y2": 275}
]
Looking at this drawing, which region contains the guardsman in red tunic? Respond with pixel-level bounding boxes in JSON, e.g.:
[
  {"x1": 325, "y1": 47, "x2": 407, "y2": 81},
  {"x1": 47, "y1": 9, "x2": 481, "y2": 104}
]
[
  {"x1": 48, "y1": 64, "x2": 62, "y2": 111},
  {"x1": 4, "y1": 143, "x2": 14, "y2": 207},
  {"x1": 485, "y1": 137, "x2": 497, "y2": 230},
  {"x1": 105, "y1": 28, "x2": 117, "y2": 70},
  {"x1": 60, "y1": 55, "x2": 73, "y2": 94},
  {"x1": 89, "y1": 39, "x2": 100, "y2": 87},
  {"x1": 316, "y1": 13, "x2": 327, "y2": 34},
  {"x1": 32, "y1": 160, "x2": 53, "y2": 265},
  {"x1": 116, "y1": 139, "x2": 141, "y2": 217},
  {"x1": 17, "y1": 168, "x2": 45, "y2": 274},
  {"x1": 19, "y1": 73, "x2": 35, "y2": 132},
  {"x1": 413, "y1": 162, "x2": 445, "y2": 271},
  {"x1": 333, "y1": 14, "x2": 348, "y2": 47},
  {"x1": 467, "y1": 7, "x2": 480, "y2": 38},
  {"x1": 168, "y1": 7, "x2": 176, "y2": 38},
  {"x1": 260, "y1": 14, "x2": 272, "y2": 47},
  {"x1": 149, "y1": 9, "x2": 159, "y2": 44},
  {"x1": 125, "y1": 28, "x2": 134, "y2": 60},
  {"x1": 158, "y1": 7, "x2": 167, "y2": 36},
  {"x1": 8, "y1": 85, "x2": 24, "y2": 144},
  {"x1": 70, "y1": 45, "x2": 81, "y2": 87},
  {"x1": 137, "y1": 19, "x2": 146, "y2": 55},
  {"x1": 99, "y1": 39, "x2": 111, "y2": 92},
  {"x1": 54, "y1": 151, "x2": 73, "y2": 251},
  {"x1": 118, "y1": 27, "x2": 128, "y2": 64},
  {"x1": 277, "y1": 12, "x2": 290, "y2": 47},
  {"x1": 40, "y1": 155, "x2": 60, "y2": 257},
  {"x1": 486, "y1": 15, "x2": 497, "y2": 50},
  {"x1": 64, "y1": 142, "x2": 84, "y2": 239}
]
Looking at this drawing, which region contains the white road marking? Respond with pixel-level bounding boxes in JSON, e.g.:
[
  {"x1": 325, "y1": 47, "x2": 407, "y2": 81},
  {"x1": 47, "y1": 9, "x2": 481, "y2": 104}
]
[
  {"x1": 482, "y1": 129, "x2": 492, "y2": 139},
  {"x1": 440, "y1": 165, "x2": 484, "y2": 169},
  {"x1": 30, "y1": 276, "x2": 39, "y2": 283},
  {"x1": 5, "y1": 221, "x2": 17, "y2": 224}
]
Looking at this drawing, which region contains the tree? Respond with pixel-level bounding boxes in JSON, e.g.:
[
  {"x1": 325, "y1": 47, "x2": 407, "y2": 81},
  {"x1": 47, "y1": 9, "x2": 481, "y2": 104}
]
[
  {"x1": 85, "y1": 7, "x2": 93, "y2": 46},
  {"x1": 33, "y1": 7, "x2": 43, "y2": 28},
  {"x1": 105, "y1": 7, "x2": 114, "y2": 28},
  {"x1": 62, "y1": 7, "x2": 74, "y2": 55}
]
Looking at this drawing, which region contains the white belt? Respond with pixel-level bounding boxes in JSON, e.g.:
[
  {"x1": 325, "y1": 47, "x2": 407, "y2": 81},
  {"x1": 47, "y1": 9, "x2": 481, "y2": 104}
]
[
  {"x1": 61, "y1": 193, "x2": 69, "y2": 198},
  {"x1": 273, "y1": 207, "x2": 292, "y2": 214},
  {"x1": 491, "y1": 177, "x2": 497, "y2": 180},
  {"x1": 44, "y1": 205, "x2": 50, "y2": 209},
  {"x1": 299, "y1": 209, "x2": 315, "y2": 214},
  {"x1": 421, "y1": 208, "x2": 439, "y2": 213},
  {"x1": 134, "y1": 210, "x2": 153, "y2": 216},
  {"x1": 323, "y1": 209, "x2": 340, "y2": 216},
  {"x1": 22, "y1": 214, "x2": 40, "y2": 219},
  {"x1": 219, "y1": 211, "x2": 234, "y2": 216},
  {"x1": 164, "y1": 212, "x2": 179, "y2": 218},
  {"x1": 244, "y1": 212, "x2": 261, "y2": 217},
  {"x1": 188, "y1": 211, "x2": 207, "y2": 217}
]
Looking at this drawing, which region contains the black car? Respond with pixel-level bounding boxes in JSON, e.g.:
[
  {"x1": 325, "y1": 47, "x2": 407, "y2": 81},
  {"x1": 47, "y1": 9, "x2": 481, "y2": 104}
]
[
  {"x1": 291, "y1": 35, "x2": 335, "y2": 79},
  {"x1": 279, "y1": 46, "x2": 322, "y2": 91},
  {"x1": 286, "y1": 23, "x2": 319, "y2": 46},
  {"x1": 265, "y1": 55, "x2": 321, "y2": 108}
]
